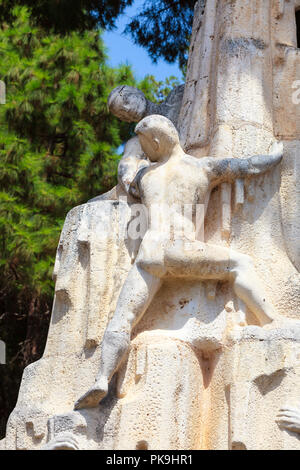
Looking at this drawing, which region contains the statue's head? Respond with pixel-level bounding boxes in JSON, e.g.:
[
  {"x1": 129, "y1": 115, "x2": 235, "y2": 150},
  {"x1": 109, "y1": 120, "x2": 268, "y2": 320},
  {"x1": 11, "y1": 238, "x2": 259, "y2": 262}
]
[
  {"x1": 135, "y1": 115, "x2": 181, "y2": 162},
  {"x1": 107, "y1": 85, "x2": 147, "y2": 122}
]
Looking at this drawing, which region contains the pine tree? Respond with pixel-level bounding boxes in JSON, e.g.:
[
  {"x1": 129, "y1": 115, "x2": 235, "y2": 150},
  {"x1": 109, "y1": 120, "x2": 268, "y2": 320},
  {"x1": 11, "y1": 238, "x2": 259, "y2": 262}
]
[
  {"x1": 0, "y1": 6, "x2": 163, "y2": 437},
  {"x1": 0, "y1": 0, "x2": 202, "y2": 68}
]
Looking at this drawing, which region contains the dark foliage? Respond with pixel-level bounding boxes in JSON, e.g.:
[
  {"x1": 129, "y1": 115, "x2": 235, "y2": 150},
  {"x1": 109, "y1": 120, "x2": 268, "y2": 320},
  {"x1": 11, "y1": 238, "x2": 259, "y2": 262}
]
[
  {"x1": 0, "y1": 0, "x2": 200, "y2": 67},
  {"x1": 125, "y1": 0, "x2": 197, "y2": 68},
  {"x1": 0, "y1": 0, "x2": 134, "y2": 32}
]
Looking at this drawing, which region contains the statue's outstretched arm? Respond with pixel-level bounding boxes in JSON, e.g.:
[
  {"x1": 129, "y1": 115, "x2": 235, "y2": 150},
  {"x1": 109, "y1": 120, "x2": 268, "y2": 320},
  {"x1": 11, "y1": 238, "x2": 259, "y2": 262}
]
[
  {"x1": 207, "y1": 141, "x2": 283, "y2": 185},
  {"x1": 118, "y1": 136, "x2": 149, "y2": 197}
]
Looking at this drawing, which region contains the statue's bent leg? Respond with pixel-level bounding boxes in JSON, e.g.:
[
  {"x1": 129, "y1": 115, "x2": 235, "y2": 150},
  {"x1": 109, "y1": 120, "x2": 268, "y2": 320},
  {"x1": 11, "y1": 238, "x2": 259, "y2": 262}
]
[
  {"x1": 164, "y1": 240, "x2": 275, "y2": 326},
  {"x1": 74, "y1": 263, "x2": 162, "y2": 410},
  {"x1": 228, "y1": 251, "x2": 275, "y2": 325}
]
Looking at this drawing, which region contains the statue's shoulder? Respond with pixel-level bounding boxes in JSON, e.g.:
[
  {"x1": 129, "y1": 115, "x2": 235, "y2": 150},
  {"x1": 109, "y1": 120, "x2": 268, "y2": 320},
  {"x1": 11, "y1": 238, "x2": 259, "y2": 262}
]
[{"x1": 181, "y1": 153, "x2": 213, "y2": 173}]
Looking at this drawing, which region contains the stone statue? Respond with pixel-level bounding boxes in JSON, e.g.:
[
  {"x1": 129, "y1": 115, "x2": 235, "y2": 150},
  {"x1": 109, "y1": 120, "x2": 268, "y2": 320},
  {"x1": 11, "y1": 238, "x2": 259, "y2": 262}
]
[
  {"x1": 108, "y1": 84, "x2": 184, "y2": 197},
  {"x1": 75, "y1": 114, "x2": 286, "y2": 410},
  {"x1": 3, "y1": 0, "x2": 300, "y2": 451},
  {"x1": 88, "y1": 84, "x2": 184, "y2": 205}
]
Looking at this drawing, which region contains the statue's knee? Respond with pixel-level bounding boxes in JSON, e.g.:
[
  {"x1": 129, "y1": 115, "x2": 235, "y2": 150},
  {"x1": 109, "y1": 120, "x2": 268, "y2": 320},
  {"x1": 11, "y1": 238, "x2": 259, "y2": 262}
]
[
  {"x1": 230, "y1": 251, "x2": 252, "y2": 275},
  {"x1": 236, "y1": 253, "x2": 253, "y2": 272},
  {"x1": 104, "y1": 329, "x2": 130, "y2": 352},
  {"x1": 136, "y1": 258, "x2": 164, "y2": 278},
  {"x1": 107, "y1": 309, "x2": 136, "y2": 333}
]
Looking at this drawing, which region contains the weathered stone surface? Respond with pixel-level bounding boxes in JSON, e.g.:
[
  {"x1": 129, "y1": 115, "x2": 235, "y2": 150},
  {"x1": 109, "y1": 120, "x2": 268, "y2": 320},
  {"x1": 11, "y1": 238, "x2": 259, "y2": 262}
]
[
  {"x1": 2, "y1": 0, "x2": 300, "y2": 450},
  {"x1": 2, "y1": 200, "x2": 139, "y2": 449}
]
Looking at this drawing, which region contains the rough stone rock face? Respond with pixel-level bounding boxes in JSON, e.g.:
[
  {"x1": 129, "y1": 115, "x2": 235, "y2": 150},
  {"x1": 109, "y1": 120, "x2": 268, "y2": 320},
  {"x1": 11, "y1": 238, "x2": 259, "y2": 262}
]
[
  {"x1": 2, "y1": 0, "x2": 300, "y2": 450},
  {"x1": 1, "y1": 200, "x2": 139, "y2": 450}
]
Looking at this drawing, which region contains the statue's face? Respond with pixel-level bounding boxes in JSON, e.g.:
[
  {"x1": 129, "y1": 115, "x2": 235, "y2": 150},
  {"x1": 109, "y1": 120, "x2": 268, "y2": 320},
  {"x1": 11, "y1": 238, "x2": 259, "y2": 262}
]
[
  {"x1": 111, "y1": 91, "x2": 147, "y2": 122},
  {"x1": 138, "y1": 133, "x2": 160, "y2": 162},
  {"x1": 135, "y1": 115, "x2": 180, "y2": 162}
]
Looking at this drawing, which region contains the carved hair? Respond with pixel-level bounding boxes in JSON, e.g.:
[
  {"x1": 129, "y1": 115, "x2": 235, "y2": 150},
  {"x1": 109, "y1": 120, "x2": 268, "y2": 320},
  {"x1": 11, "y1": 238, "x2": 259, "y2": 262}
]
[{"x1": 135, "y1": 115, "x2": 180, "y2": 148}]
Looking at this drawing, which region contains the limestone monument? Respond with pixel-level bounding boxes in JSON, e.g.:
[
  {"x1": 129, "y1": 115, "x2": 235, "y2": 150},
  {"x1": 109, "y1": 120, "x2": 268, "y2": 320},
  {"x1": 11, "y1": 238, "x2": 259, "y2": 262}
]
[
  {"x1": 2, "y1": 0, "x2": 300, "y2": 450},
  {"x1": 74, "y1": 116, "x2": 286, "y2": 411}
]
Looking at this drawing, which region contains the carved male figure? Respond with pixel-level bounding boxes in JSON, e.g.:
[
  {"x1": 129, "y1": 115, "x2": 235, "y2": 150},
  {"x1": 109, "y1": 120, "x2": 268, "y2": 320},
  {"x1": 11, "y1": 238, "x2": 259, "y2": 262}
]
[
  {"x1": 75, "y1": 115, "x2": 284, "y2": 409},
  {"x1": 107, "y1": 84, "x2": 184, "y2": 196}
]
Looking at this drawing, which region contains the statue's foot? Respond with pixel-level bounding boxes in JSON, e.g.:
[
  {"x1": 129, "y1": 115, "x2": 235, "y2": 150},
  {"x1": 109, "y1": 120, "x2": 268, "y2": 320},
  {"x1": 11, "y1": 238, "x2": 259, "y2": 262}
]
[
  {"x1": 276, "y1": 406, "x2": 300, "y2": 434},
  {"x1": 74, "y1": 378, "x2": 108, "y2": 410},
  {"x1": 43, "y1": 432, "x2": 80, "y2": 450}
]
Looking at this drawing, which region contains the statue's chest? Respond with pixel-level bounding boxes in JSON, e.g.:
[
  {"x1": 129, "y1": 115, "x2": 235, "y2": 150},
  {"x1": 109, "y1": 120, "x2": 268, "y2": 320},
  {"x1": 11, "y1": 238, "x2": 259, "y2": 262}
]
[
  {"x1": 140, "y1": 164, "x2": 207, "y2": 206},
  {"x1": 139, "y1": 165, "x2": 169, "y2": 204}
]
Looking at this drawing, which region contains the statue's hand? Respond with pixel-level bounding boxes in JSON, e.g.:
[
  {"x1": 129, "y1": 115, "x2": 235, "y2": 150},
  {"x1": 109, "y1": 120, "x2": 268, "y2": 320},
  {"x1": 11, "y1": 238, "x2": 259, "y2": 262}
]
[
  {"x1": 117, "y1": 135, "x2": 149, "y2": 196},
  {"x1": 129, "y1": 166, "x2": 147, "y2": 200},
  {"x1": 129, "y1": 178, "x2": 140, "y2": 199},
  {"x1": 270, "y1": 141, "x2": 284, "y2": 159},
  {"x1": 247, "y1": 141, "x2": 283, "y2": 176}
]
